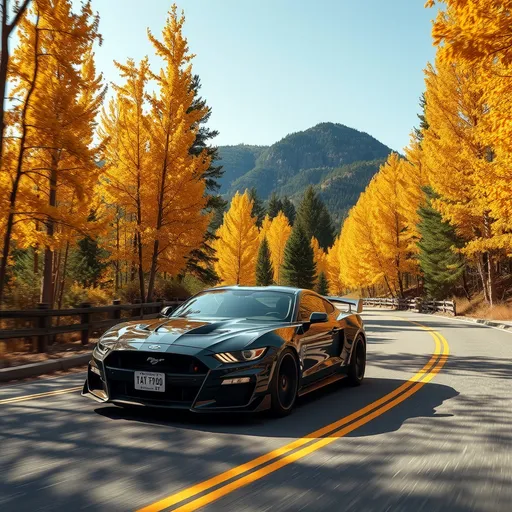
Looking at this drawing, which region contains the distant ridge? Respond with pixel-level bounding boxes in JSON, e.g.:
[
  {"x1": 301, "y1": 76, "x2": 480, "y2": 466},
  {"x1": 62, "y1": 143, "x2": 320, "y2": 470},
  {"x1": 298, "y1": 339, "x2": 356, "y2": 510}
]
[{"x1": 217, "y1": 122, "x2": 393, "y2": 225}]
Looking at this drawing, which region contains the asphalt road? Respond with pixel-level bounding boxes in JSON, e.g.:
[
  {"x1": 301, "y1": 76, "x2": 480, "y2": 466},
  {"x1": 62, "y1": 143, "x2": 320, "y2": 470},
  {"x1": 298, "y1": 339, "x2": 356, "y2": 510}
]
[{"x1": 1, "y1": 309, "x2": 511, "y2": 512}]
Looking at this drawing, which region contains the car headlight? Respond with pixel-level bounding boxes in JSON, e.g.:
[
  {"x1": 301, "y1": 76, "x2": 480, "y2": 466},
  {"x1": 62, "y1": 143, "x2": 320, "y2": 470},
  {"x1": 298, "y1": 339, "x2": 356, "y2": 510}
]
[
  {"x1": 94, "y1": 341, "x2": 111, "y2": 357},
  {"x1": 214, "y1": 348, "x2": 267, "y2": 364}
]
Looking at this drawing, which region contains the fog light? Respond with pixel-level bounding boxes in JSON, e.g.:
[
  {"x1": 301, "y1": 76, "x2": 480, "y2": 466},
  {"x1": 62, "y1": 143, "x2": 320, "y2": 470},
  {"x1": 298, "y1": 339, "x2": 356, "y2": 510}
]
[
  {"x1": 90, "y1": 365, "x2": 101, "y2": 376},
  {"x1": 221, "y1": 377, "x2": 250, "y2": 385}
]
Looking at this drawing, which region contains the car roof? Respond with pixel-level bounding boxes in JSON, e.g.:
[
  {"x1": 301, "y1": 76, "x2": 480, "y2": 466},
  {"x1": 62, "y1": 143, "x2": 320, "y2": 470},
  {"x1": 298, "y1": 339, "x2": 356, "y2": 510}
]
[{"x1": 202, "y1": 285, "x2": 305, "y2": 295}]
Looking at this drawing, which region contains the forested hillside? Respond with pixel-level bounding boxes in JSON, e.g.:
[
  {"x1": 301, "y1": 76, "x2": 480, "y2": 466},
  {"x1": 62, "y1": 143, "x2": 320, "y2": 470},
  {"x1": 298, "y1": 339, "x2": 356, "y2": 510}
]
[
  {"x1": 218, "y1": 123, "x2": 392, "y2": 221},
  {"x1": 217, "y1": 145, "x2": 266, "y2": 193}
]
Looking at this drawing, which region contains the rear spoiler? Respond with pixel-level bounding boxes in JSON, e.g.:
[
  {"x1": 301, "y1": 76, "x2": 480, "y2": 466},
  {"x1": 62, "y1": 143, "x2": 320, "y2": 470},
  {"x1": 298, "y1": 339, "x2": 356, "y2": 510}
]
[{"x1": 324, "y1": 296, "x2": 363, "y2": 314}]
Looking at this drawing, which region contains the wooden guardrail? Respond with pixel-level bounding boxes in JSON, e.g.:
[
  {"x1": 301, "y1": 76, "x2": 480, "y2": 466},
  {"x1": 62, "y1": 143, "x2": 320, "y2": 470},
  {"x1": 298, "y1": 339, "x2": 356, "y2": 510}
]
[
  {"x1": 363, "y1": 297, "x2": 456, "y2": 316},
  {"x1": 0, "y1": 299, "x2": 185, "y2": 353}
]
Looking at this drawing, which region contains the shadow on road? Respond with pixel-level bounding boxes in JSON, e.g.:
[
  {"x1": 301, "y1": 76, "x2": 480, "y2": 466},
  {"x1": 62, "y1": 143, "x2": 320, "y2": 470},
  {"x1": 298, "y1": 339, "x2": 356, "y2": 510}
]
[
  {"x1": 95, "y1": 376, "x2": 459, "y2": 441},
  {"x1": 370, "y1": 351, "x2": 512, "y2": 380}
]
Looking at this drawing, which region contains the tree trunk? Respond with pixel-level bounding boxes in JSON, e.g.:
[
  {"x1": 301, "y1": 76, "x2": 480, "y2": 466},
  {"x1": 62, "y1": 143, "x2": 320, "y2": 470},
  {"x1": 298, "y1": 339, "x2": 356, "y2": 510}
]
[
  {"x1": 129, "y1": 231, "x2": 137, "y2": 282},
  {"x1": 147, "y1": 239, "x2": 159, "y2": 302},
  {"x1": 57, "y1": 241, "x2": 69, "y2": 310},
  {"x1": 398, "y1": 272, "x2": 405, "y2": 299},
  {"x1": 33, "y1": 246, "x2": 39, "y2": 275},
  {"x1": 476, "y1": 255, "x2": 490, "y2": 304},
  {"x1": 40, "y1": 166, "x2": 57, "y2": 306},
  {"x1": 52, "y1": 246, "x2": 62, "y2": 305},
  {"x1": 482, "y1": 211, "x2": 498, "y2": 306},
  {"x1": 0, "y1": 11, "x2": 40, "y2": 307},
  {"x1": 114, "y1": 208, "x2": 120, "y2": 293},
  {"x1": 486, "y1": 252, "x2": 498, "y2": 307},
  {"x1": 147, "y1": 132, "x2": 170, "y2": 302},
  {"x1": 0, "y1": 0, "x2": 9, "y2": 167},
  {"x1": 137, "y1": 232, "x2": 145, "y2": 304}
]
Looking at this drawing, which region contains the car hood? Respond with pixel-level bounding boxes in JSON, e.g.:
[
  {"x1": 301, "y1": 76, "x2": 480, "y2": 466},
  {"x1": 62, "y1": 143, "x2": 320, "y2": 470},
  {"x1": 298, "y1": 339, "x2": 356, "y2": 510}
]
[{"x1": 99, "y1": 317, "x2": 293, "y2": 353}]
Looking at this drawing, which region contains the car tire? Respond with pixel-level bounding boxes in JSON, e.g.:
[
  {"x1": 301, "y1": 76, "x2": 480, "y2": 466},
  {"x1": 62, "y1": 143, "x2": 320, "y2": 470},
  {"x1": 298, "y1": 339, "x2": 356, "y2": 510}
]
[
  {"x1": 347, "y1": 336, "x2": 366, "y2": 386},
  {"x1": 270, "y1": 348, "x2": 299, "y2": 417}
]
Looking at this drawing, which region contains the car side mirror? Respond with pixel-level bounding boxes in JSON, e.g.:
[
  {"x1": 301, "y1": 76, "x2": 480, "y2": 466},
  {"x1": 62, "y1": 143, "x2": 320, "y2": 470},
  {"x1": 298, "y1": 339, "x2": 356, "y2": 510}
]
[
  {"x1": 309, "y1": 312, "x2": 328, "y2": 324},
  {"x1": 159, "y1": 306, "x2": 174, "y2": 318}
]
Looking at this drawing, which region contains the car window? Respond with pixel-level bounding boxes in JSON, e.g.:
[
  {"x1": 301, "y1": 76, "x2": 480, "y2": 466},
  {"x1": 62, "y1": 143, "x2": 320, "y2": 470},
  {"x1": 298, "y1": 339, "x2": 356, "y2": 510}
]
[
  {"x1": 322, "y1": 299, "x2": 335, "y2": 315},
  {"x1": 298, "y1": 293, "x2": 327, "y2": 321},
  {"x1": 171, "y1": 290, "x2": 294, "y2": 322}
]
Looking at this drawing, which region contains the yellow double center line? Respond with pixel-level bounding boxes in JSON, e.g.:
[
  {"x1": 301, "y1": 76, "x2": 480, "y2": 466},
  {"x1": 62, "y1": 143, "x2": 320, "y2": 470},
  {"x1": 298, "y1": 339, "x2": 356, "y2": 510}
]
[
  {"x1": 138, "y1": 320, "x2": 450, "y2": 512},
  {"x1": 0, "y1": 386, "x2": 82, "y2": 405}
]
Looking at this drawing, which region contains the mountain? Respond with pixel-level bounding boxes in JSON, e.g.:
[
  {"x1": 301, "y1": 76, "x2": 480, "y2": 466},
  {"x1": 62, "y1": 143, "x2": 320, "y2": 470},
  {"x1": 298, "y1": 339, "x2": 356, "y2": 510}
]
[
  {"x1": 216, "y1": 145, "x2": 267, "y2": 194},
  {"x1": 216, "y1": 122, "x2": 393, "y2": 225}
]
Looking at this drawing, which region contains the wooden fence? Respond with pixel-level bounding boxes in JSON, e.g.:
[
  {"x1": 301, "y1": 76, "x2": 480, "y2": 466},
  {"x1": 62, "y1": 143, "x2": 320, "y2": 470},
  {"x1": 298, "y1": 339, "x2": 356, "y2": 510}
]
[
  {"x1": 363, "y1": 297, "x2": 456, "y2": 316},
  {"x1": 0, "y1": 299, "x2": 184, "y2": 353}
]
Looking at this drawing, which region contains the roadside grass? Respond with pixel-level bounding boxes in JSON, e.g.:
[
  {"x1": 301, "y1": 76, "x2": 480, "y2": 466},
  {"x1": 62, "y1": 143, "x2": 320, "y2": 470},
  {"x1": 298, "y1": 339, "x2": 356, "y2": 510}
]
[{"x1": 456, "y1": 295, "x2": 512, "y2": 321}]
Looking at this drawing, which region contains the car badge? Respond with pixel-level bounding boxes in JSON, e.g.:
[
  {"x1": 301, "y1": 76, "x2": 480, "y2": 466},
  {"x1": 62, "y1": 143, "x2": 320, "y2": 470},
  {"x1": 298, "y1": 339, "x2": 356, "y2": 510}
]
[
  {"x1": 147, "y1": 357, "x2": 165, "y2": 365},
  {"x1": 148, "y1": 345, "x2": 161, "y2": 350}
]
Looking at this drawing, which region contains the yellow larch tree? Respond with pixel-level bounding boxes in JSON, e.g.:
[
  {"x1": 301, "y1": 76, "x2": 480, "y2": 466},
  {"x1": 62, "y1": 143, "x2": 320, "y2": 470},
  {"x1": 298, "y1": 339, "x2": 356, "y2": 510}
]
[
  {"x1": 311, "y1": 236, "x2": 327, "y2": 278},
  {"x1": 144, "y1": 5, "x2": 211, "y2": 301},
  {"x1": 368, "y1": 154, "x2": 417, "y2": 297},
  {"x1": 213, "y1": 191, "x2": 259, "y2": 285},
  {"x1": 266, "y1": 211, "x2": 292, "y2": 285},
  {"x1": 100, "y1": 57, "x2": 151, "y2": 302},
  {"x1": 335, "y1": 154, "x2": 418, "y2": 298},
  {"x1": 326, "y1": 236, "x2": 344, "y2": 295},
  {"x1": 0, "y1": 0, "x2": 104, "y2": 306},
  {"x1": 338, "y1": 192, "x2": 383, "y2": 294},
  {"x1": 427, "y1": 1, "x2": 512, "y2": 66},
  {"x1": 259, "y1": 214, "x2": 272, "y2": 243},
  {"x1": 422, "y1": 48, "x2": 509, "y2": 305}
]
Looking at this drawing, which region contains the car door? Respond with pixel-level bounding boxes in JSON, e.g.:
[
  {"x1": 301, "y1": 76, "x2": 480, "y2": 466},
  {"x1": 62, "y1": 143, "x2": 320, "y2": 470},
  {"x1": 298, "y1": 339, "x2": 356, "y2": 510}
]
[
  {"x1": 321, "y1": 298, "x2": 344, "y2": 363},
  {"x1": 297, "y1": 292, "x2": 340, "y2": 383}
]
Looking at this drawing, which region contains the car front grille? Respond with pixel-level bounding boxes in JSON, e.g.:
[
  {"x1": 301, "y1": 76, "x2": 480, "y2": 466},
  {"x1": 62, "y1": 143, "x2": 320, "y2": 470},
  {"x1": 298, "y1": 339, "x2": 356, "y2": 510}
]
[
  {"x1": 104, "y1": 350, "x2": 208, "y2": 406},
  {"x1": 105, "y1": 350, "x2": 209, "y2": 374}
]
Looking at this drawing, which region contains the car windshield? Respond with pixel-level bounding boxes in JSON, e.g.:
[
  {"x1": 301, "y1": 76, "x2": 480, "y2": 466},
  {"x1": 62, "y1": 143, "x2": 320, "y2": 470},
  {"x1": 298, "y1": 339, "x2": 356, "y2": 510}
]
[{"x1": 170, "y1": 289, "x2": 295, "y2": 322}]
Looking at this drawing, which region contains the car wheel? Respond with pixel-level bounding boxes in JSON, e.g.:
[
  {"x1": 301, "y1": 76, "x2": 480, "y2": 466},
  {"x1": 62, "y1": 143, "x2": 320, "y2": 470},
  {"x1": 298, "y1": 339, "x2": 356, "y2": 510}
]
[
  {"x1": 270, "y1": 349, "x2": 299, "y2": 417},
  {"x1": 347, "y1": 336, "x2": 365, "y2": 386}
]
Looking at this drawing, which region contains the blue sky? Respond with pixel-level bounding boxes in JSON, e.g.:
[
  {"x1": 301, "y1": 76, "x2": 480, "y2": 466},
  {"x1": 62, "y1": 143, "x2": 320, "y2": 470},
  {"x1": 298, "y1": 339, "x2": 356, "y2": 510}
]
[{"x1": 90, "y1": 0, "x2": 438, "y2": 152}]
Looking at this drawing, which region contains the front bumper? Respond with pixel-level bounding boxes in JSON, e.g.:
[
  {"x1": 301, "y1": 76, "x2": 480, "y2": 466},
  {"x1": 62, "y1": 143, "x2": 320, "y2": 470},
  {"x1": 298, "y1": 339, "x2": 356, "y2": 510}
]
[{"x1": 82, "y1": 350, "x2": 275, "y2": 413}]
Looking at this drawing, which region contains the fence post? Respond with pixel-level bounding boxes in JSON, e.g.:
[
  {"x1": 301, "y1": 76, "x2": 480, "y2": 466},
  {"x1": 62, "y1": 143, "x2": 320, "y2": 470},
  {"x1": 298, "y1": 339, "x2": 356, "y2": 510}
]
[
  {"x1": 132, "y1": 299, "x2": 141, "y2": 319},
  {"x1": 452, "y1": 300, "x2": 457, "y2": 316},
  {"x1": 156, "y1": 298, "x2": 164, "y2": 316},
  {"x1": 36, "y1": 303, "x2": 50, "y2": 353},
  {"x1": 80, "y1": 302, "x2": 91, "y2": 345},
  {"x1": 111, "y1": 299, "x2": 121, "y2": 321}
]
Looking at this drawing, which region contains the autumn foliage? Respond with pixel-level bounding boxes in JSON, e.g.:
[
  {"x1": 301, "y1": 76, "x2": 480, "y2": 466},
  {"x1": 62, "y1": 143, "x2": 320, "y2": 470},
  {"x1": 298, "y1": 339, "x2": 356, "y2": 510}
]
[
  {"x1": 330, "y1": 1, "x2": 512, "y2": 305},
  {"x1": 1, "y1": 0, "x2": 511, "y2": 313},
  {"x1": 213, "y1": 191, "x2": 259, "y2": 286}
]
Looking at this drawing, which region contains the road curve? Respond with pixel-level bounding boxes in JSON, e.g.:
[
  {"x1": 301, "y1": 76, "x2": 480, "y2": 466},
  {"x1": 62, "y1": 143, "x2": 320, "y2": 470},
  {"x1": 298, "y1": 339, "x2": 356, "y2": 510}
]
[{"x1": 1, "y1": 309, "x2": 511, "y2": 512}]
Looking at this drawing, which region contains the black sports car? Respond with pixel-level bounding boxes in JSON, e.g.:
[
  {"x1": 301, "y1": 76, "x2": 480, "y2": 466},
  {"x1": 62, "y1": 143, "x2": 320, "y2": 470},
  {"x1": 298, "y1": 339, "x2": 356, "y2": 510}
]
[{"x1": 82, "y1": 286, "x2": 366, "y2": 416}]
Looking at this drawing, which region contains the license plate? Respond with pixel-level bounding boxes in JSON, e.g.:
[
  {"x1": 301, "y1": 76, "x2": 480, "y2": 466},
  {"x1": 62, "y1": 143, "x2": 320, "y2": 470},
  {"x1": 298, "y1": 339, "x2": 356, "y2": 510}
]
[{"x1": 134, "y1": 371, "x2": 165, "y2": 392}]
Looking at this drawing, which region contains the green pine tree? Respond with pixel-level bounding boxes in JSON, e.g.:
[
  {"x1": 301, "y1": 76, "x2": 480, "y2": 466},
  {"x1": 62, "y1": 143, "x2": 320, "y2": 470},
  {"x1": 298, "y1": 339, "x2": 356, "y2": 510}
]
[
  {"x1": 71, "y1": 232, "x2": 108, "y2": 289},
  {"x1": 413, "y1": 92, "x2": 429, "y2": 143},
  {"x1": 295, "y1": 186, "x2": 334, "y2": 249},
  {"x1": 282, "y1": 223, "x2": 316, "y2": 289},
  {"x1": 316, "y1": 271, "x2": 329, "y2": 296},
  {"x1": 256, "y1": 237, "x2": 274, "y2": 286},
  {"x1": 417, "y1": 187, "x2": 465, "y2": 299},
  {"x1": 248, "y1": 187, "x2": 266, "y2": 227},
  {"x1": 281, "y1": 196, "x2": 296, "y2": 225},
  {"x1": 267, "y1": 192, "x2": 283, "y2": 219},
  {"x1": 184, "y1": 75, "x2": 224, "y2": 283}
]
